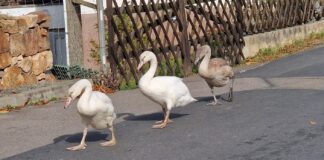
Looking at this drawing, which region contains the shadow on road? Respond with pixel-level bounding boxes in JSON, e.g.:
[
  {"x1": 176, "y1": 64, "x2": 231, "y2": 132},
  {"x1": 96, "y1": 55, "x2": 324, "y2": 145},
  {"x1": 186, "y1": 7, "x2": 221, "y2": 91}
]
[
  {"x1": 52, "y1": 112, "x2": 189, "y2": 144},
  {"x1": 121, "y1": 112, "x2": 189, "y2": 121},
  {"x1": 196, "y1": 95, "x2": 232, "y2": 103},
  {"x1": 53, "y1": 131, "x2": 109, "y2": 144}
]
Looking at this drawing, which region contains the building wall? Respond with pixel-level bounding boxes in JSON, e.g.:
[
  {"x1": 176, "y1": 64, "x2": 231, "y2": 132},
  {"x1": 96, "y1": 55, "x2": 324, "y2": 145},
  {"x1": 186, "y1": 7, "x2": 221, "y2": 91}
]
[
  {"x1": 81, "y1": 13, "x2": 100, "y2": 70},
  {"x1": 0, "y1": 5, "x2": 67, "y2": 66},
  {"x1": 0, "y1": 5, "x2": 64, "y2": 29},
  {"x1": 0, "y1": 11, "x2": 55, "y2": 89}
]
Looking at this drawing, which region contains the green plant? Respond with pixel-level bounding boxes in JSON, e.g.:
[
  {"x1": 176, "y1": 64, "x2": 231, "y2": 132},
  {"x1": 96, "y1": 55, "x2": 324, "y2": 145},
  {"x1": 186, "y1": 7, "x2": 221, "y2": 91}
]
[
  {"x1": 48, "y1": 97, "x2": 58, "y2": 102},
  {"x1": 89, "y1": 40, "x2": 100, "y2": 63},
  {"x1": 5, "y1": 105, "x2": 16, "y2": 111},
  {"x1": 156, "y1": 56, "x2": 184, "y2": 77},
  {"x1": 28, "y1": 99, "x2": 42, "y2": 106},
  {"x1": 293, "y1": 39, "x2": 305, "y2": 46},
  {"x1": 245, "y1": 31, "x2": 324, "y2": 64},
  {"x1": 119, "y1": 76, "x2": 137, "y2": 90},
  {"x1": 259, "y1": 48, "x2": 277, "y2": 56},
  {"x1": 192, "y1": 65, "x2": 198, "y2": 73}
]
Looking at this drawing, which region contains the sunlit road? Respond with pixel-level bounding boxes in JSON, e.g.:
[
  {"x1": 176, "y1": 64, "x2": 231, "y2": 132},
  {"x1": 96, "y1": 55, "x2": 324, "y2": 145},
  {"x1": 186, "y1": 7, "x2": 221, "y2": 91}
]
[{"x1": 5, "y1": 46, "x2": 324, "y2": 160}]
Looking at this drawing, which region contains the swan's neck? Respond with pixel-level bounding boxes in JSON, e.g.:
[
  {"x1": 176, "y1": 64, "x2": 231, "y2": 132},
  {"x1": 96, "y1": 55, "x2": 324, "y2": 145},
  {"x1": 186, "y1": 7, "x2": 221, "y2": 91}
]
[
  {"x1": 77, "y1": 84, "x2": 95, "y2": 115},
  {"x1": 79, "y1": 86, "x2": 91, "y2": 104},
  {"x1": 140, "y1": 57, "x2": 157, "y2": 84},
  {"x1": 199, "y1": 52, "x2": 211, "y2": 73}
]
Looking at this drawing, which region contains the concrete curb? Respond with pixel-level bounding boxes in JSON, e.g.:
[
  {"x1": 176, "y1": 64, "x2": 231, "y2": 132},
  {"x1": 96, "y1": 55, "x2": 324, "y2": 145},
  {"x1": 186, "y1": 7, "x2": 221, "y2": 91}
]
[
  {"x1": 0, "y1": 80, "x2": 77, "y2": 107},
  {"x1": 243, "y1": 20, "x2": 324, "y2": 58}
]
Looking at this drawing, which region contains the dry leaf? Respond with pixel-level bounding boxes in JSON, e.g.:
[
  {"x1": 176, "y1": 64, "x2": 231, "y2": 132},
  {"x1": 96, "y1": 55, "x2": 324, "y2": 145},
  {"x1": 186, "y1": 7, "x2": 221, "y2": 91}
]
[
  {"x1": 0, "y1": 110, "x2": 9, "y2": 114},
  {"x1": 309, "y1": 120, "x2": 317, "y2": 126}
]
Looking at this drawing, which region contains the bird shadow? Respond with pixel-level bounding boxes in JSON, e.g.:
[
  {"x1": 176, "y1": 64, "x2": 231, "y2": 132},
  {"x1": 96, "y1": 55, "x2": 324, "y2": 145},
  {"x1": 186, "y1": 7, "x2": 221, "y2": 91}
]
[
  {"x1": 119, "y1": 112, "x2": 189, "y2": 121},
  {"x1": 53, "y1": 131, "x2": 109, "y2": 144},
  {"x1": 196, "y1": 95, "x2": 232, "y2": 103}
]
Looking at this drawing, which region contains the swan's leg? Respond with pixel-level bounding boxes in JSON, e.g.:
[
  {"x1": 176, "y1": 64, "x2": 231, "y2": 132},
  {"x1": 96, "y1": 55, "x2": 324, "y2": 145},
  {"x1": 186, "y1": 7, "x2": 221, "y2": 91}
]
[
  {"x1": 207, "y1": 88, "x2": 221, "y2": 106},
  {"x1": 155, "y1": 107, "x2": 173, "y2": 124},
  {"x1": 152, "y1": 110, "x2": 170, "y2": 129},
  {"x1": 67, "y1": 127, "x2": 88, "y2": 151},
  {"x1": 100, "y1": 126, "x2": 116, "y2": 147},
  {"x1": 228, "y1": 77, "x2": 234, "y2": 102},
  {"x1": 228, "y1": 87, "x2": 233, "y2": 102}
]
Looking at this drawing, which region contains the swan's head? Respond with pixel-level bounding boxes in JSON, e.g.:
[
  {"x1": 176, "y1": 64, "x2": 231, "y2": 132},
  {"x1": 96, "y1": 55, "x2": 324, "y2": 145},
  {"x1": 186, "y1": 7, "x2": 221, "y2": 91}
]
[
  {"x1": 137, "y1": 51, "x2": 156, "y2": 70},
  {"x1": 64, "y1": 79, "x2": 92, "y2": 109},
  {"x1": 194, "y1": 45, "x2": 211, "y2": 65}
]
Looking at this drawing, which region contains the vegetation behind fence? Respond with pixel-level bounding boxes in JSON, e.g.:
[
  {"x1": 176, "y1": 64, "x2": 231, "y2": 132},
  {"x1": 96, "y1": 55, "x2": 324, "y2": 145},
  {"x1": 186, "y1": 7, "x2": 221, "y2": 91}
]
[{"x1": 105, "y1": 0, "x2": 323, "y2": 86}]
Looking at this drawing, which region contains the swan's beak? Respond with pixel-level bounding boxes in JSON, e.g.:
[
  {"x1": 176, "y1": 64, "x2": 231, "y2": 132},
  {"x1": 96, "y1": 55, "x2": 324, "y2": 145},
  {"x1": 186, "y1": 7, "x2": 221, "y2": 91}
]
[
  {"x1": 64, "y1": 97, "x2": 72, "y2": 109},
  {"x1": 137, "y1": 61, "x2": 144, "y2": 71}
]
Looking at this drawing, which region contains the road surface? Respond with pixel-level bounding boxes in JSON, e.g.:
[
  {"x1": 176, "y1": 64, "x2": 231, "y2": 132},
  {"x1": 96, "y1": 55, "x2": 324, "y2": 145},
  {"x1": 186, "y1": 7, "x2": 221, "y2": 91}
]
[{"x1": 3, "y1": 46, "x2": 324, "y2": 160}]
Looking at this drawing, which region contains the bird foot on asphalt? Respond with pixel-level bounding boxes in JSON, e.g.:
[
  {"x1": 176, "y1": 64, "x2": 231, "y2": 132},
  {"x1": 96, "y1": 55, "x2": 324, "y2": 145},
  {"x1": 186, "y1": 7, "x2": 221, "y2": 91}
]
[
  {"x1": 155, "y1": 119, "x2": 173, "y2": 124},
  {"x1": 207, "y1": 101, "x2": 222, "y2": 106},
  {"x1": 152, "y1": 122, "x2": 167, "y2": 129},
  {"x1": 100, "y1": 140, "x2": 116, "y2": 147},
  {"x1": 66, "y1": 143, "x2": 87, "y2": 151}
]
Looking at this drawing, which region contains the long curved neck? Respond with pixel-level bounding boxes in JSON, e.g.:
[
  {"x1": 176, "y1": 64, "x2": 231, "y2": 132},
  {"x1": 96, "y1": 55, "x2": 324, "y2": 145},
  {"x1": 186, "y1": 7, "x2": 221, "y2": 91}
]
[
  {"x1": 199, "y1": 52, "x2": 211, "y2": 72},
  {"x1": 141, "y1": 57, "x2": 158, "y2": 82},
  {"x1": 77, "y1": 83, "x2": 94, "y2": 114},
  {"x1": 79, "y1": 85, "x2": 92, "y2": 104}
]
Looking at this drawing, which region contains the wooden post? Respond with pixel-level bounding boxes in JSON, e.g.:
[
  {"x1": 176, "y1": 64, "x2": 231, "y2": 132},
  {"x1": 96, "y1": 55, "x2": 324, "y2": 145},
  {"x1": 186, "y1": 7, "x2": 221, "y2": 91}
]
[
  {"x1": 65, "y1": 0, "x2": 84, "y2": 66},
  {"x1": 106, "y1": 0, "x2": 117, "y2": 75},
  {"x1": 236, "y1": 0, "x2": 245, "y2": 37},
  {"x1": 178, "y1": 0, "x2": 192, "y2": 75}
]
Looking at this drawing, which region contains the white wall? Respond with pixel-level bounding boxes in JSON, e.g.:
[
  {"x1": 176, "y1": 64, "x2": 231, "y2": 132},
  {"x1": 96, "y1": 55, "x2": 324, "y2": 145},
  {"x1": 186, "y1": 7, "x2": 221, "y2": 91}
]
[
  {"x1": 80, "y1": 0, "x2": 226, "y2": 14},
  {"x1": 80, "y1": 0, "x2": 150, "y2": 14},
  {"x1": 81, "y1": 0, "x2": 100, "y2": 14},
  {"x1": 0, "y1": 5, "x2": 64, "y2": 29}
]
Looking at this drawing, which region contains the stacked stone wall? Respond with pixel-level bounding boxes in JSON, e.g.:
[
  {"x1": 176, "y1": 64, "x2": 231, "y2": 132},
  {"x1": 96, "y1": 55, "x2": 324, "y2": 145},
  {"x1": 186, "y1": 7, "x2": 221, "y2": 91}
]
[{"x1": 0, "y1": 11, "x2": 55, "y2": 90}]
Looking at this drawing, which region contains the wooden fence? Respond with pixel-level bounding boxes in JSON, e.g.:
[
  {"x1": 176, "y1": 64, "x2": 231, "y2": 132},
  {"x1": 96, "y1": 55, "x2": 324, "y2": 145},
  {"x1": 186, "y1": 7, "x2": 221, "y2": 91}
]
[
  {"x1": 241, "y1": 0, "x2": 322, "y2": 35},
  {"x1": 104, "y1": 0, "x2": 322, "y2": 85}
]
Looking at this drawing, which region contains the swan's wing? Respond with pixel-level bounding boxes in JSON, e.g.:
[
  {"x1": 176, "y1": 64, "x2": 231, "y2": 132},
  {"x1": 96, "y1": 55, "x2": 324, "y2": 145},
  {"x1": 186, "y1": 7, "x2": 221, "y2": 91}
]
[
  {"x1": 89, "y1": 91, "x2": 115, "y2": 113},
  {"x1": 149, "y1": 76, "x2": 195, "y2": 107},
  {"x1": 92, "y1": 91, "x2": 112, "y2": 103},
  {"x1": 206, "y1": 58, "x2": 233, "y2": 78},
  {"x1": 208, "y1": 58, "x2": 228, "y2": 69},
  {"x1": 149, "y1": 76, "x2": 190, "y2": 95}
]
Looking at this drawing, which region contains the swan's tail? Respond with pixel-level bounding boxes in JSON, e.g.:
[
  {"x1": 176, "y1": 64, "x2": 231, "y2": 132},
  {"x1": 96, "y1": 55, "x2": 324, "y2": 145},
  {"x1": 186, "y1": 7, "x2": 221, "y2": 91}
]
[
  {"x1": 190, "y1": 97, "x2": 198, "y2": 103},
  {"x1": 177, "y1": 95, "x2": 197, "y2": 107}
]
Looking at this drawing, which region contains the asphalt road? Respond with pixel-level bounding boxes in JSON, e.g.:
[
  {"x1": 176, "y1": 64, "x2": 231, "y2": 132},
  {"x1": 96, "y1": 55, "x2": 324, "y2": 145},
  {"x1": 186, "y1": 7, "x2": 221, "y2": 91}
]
[{"x1": 4, "y1": 46, "x2": 324, "y2": 160}]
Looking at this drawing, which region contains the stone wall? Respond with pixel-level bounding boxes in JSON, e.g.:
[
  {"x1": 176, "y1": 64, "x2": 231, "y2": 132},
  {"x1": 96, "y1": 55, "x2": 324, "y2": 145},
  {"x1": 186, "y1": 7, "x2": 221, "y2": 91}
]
[
  {"x1": 0, "y1": 11, "x2": 55, "y2": 90},
  {"x1": 243, "y1": 20, "x2": 324, "y2": 58}
]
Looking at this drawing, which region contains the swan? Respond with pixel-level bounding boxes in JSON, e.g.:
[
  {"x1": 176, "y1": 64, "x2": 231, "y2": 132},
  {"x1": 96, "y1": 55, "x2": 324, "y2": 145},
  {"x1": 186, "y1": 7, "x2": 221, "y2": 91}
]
[
  {"x1": 194, "y1": 45, "x2": 234, "y2": 105},
  {"x1": 64, "y1": 79, "x2": 116, "y2": 151},
  {"x1": 137, "y1": 51, "x2": 197, "y2": 129}
]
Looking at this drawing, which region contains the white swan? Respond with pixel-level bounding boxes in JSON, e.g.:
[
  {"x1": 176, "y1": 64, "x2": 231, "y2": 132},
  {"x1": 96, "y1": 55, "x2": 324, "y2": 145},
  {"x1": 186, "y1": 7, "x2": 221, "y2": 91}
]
[
  {"x1": 64, "y1": 79, "x2": 116, "y2": 151},
  {"x1": 137, "y1": 51, "x2": 197, "y2": 129},
  {"x1": 194, "y1": 45, "x2": 234, "y2": 105}
]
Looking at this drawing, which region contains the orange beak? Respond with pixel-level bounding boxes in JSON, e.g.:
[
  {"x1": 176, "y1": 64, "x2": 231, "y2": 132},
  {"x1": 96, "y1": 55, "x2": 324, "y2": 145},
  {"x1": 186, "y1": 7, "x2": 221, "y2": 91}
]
[
  {"x1": 137, "y1": 61, "x2": 144, "y2": 71},
  {"x1": 64, "y1": 97, "x2": 72, "y2": 109}
]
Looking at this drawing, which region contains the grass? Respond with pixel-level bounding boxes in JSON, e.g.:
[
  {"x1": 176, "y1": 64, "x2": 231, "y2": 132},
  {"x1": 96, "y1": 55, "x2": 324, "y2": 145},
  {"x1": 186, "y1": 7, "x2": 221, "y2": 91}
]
[
  {"x1": 27, "y1": 97, "x2": 60, "y2": 106},
  {"x1": 1, "y1": 96, "x2": 60, "y2": 113},
  {"x1": 119, "y1": 76, "x2": 137, "y2": 90},
  {"x1": 5, "y1": 105, "x2": 16, "y2": 111},
  {"x1": 0, "y1": 105, "x2": 19, "y2": 113},
  {"x1": 244, "y1": 32, "x2": 324, "y2": 65}
]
